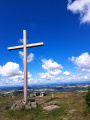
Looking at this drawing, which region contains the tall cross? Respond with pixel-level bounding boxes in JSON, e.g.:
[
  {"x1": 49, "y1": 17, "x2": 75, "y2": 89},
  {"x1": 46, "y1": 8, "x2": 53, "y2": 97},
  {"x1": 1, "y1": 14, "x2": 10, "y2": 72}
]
[{"x1": 7, "y1": 30, "x2": 44, "y2": 104}]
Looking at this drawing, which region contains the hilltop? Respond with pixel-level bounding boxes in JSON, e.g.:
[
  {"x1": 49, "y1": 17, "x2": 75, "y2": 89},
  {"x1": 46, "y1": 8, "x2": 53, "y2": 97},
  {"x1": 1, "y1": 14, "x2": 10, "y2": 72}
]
[{"x1": 0, "y1": 92, "x2": 90, "y2": 120}]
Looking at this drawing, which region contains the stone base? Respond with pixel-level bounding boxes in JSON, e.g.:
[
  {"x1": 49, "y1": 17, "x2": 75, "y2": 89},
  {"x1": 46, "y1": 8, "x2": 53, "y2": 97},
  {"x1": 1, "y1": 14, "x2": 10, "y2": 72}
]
[{"x1": 11, "y1": 99, "x2": 37, "y2": 110}]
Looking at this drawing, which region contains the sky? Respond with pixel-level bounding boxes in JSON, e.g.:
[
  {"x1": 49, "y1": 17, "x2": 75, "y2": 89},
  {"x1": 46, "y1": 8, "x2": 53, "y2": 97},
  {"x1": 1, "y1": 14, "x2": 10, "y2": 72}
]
[{"x1": 0, "y1": 0, "x2": 90, "y2": 86}]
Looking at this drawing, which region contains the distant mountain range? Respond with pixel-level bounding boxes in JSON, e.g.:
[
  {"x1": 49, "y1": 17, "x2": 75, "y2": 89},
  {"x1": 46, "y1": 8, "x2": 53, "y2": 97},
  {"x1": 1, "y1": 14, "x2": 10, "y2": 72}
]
[{"x1": 0, "y1": 83, "x2": 90, "y2": 94}]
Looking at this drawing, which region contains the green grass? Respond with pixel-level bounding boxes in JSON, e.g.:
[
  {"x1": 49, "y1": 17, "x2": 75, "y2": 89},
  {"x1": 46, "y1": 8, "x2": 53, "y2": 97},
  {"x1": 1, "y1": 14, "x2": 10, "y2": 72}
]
[{"x1": 0, "y1": 92, "x2": 90, "y2": 120}]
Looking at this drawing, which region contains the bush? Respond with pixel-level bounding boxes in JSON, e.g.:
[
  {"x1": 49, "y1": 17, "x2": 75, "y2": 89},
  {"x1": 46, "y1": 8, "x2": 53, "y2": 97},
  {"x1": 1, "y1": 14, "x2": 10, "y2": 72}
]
[
  {"x1": 84, "y1": 106, "x2": 90, "y2": 115},
  {"x1": 85, "y1": 88, "x2": 90, "y2": 107},
  {"x1": 5, "y1": 105, "x2": 10, "y2": 110}
]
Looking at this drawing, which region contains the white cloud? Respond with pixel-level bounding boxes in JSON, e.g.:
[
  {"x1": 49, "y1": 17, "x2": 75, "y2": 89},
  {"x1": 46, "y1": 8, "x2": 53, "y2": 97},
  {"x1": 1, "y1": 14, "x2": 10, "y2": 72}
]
[
  {"x1": 28, "y1": 72, "x2": 32, "y2": 78},
  {"x1": 10, "y1": 71, "x2": 32, "y2": 84},
  {"x1": 82, "y1": 69, "x2": 90, "y2": 72},
  {"x1": 42, "y1": 59, "x2": 63, "y2": 70},
  {"x1": 63, "y1": 71, "x2": 71, "y2": 76},
  {"x1": 27, "y1": 53, "x2": 34, "y2": 63},
  {"x1": 70, "y1": 52, "x2": 90, "y2": 73},
  {"x1": 38, "y1": 72, "x2": 90, "y2": 84},
  {"x1": 48, "y1": 69, "x2": 62, "y2": 76},
  {"x1": 69, "y1": 74, "x2": 89, "y2": 80},
  {"x1": 39, "y1": 73, "x2": 53, "y2": 79},
  {"x1": 39, "y1": 59, "x2": 63, "y2": 81},
  {"x1": 19, "y1": 38, "x2": 23, "y2": 44},
  {"x1": 0, "y1": 62, "x2": 22, "y2": 77},
  {"x1": 58, "y1": 73, "x2": 90, "y2": 83},
  {"x1": 84, "y1": 75, "x2": 89, "y2": 80},
  {"x1": 70, "y1": 52, "x2": 90, "y2": 72},
  {"x1": 19, "y1": 51, "x2": 24, "y2": 58},
  {"x1": 19, "y1": 51, "x2": 34, "y2": 63},
  {"x1": 67, "y1": 0, "x2": 90, "y2": 23},
  {"x1": 0, "y1": 62, "x2": 33, "y2": 86}
]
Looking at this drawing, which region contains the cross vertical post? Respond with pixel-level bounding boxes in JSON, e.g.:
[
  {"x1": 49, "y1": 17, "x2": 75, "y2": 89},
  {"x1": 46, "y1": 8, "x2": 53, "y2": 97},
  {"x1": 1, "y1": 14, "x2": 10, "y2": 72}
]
[
  {"x1": 7, "y1": 30, "x2": 44, "y2": 105},
  {"x1": 23, "y1": 30, "x2": 27, "y2": 104}
]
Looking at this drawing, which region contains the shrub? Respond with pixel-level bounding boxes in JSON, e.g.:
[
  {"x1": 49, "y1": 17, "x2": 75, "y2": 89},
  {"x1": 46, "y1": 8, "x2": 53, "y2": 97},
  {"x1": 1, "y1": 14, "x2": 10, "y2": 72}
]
[
  {"x1": 5, "y1": 105, "x2": 10, "y2": 110},
  {"x1": 85, "y1": 88, "x2": 90, "y2": 107}
]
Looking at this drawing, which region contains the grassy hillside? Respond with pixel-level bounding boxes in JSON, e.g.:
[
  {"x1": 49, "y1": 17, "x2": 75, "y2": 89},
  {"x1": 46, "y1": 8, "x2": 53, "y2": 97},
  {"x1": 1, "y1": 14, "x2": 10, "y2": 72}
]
[{"x1": 0, "y1": 92, "x2": 90, "y2": 120}]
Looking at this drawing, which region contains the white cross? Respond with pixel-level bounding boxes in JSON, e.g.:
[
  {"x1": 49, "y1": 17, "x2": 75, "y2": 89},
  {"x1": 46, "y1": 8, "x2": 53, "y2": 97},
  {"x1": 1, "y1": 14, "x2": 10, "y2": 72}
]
[{"x1": 7, "y1": 30, "x2": 44, "y2": 104}]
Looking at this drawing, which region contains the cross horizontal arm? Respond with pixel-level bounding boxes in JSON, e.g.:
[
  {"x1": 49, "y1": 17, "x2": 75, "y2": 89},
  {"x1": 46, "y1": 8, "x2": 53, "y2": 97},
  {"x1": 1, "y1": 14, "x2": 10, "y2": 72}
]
[
  {"x1": 8, "y1": 45, "x2": 24, "y2": 50},
  {"x1": 26, "y1": 42, "x2": 44, "y2": 48},
  {"x1": 7, "y1": 42, "x2": 44, "y2": 50}
]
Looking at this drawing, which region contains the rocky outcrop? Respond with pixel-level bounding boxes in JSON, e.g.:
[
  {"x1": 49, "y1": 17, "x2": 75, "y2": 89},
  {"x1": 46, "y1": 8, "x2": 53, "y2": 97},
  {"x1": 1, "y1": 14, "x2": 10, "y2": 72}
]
[
  {"x1": 11, "y1": 99, "x2": 37, "y2": 110},
  {"x1": 11, "y1": 100, "x2": 24, "y2": 110}
]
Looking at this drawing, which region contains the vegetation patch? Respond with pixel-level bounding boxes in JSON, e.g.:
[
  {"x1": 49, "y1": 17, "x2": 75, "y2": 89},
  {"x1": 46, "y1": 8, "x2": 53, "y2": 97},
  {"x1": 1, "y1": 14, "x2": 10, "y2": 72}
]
[{"x1": 0, "y1": 92, "x2": 90, "y2": 120}]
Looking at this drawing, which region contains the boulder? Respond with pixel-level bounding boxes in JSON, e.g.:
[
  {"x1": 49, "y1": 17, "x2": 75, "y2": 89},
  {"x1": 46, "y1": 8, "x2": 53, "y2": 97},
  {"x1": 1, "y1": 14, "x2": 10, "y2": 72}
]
[
  {"x1": 30, "y1": 102, "x2": 37, "y2": 108},
  {"x1": 11, "y1": 100, "x2": 24, "y2": 110}
]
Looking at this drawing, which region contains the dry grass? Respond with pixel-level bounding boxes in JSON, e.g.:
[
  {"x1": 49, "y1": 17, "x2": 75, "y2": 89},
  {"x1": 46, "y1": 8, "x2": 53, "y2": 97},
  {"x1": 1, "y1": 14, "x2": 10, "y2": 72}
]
[{"x1": 0, "y1": 92, "x2": 90, "y2": 120}]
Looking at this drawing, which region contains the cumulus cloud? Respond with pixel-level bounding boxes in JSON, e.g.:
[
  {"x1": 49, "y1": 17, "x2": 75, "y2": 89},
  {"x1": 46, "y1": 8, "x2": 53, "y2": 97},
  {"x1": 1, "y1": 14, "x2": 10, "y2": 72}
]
[
  {"x1": 42, "y1": 59, "x2": 63, "y2": 70},
  {"x1": 67, "y1": 0, "x2": 90, "y2": 23},
  {"x1": 82, "y1": 69, "x2": 90, "y2": 72},
  {"x1": 0, "y1": 62, "x2": 22, "y2": 77},
  {"x1": 48, "y1": 69, "x2": 62, "y2": 76},
  {"x1": 68, "y1": 74, "x2": 89, "y2": 81},
  {"x1": 39, "y1": 59, "x2": 63, "y2": 81},
  {"x1": 57, "y1": 73, "x2": 90, "y2": 83},
  {"x1": 38, "y1": 72, "x2": 90, "y2": 84},
  {"x1": 70, "y1": 52, "x2": 90, "y2": 72},
  {"x1": 39, "y1": 73, "x2": 53, "y2": 79},
  {"x1": 19, "y1": 51, "x2": 34, "y2": 63},
  {"x1": 70, "y1": 52, "x2": 90, "y2": 68},
  {"x1": 0, "y1": 62, "x2": 33, "y2": 86},
  {"x1": 10, "y1": 72, "x2": 32, "y2": 84},
  {"x1": 63, "y1": 71, "x2": 71, "y2": 75}
]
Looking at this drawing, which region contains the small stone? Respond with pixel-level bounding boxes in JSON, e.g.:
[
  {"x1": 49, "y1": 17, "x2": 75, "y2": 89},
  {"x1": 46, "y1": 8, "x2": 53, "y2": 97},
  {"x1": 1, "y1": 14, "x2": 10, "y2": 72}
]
[
  {"x1": 31, "y1": 102, "x2": 37, "y2": 108},
  {"x1": 43, "y1": 105, "x2": 59, "y2": 111},
  {"x1": 63, "y1": 118, "x2": 68, "y2": 120},
  {"x1": 68, "y1": 109, "x2": 75, "y2": 114},
  {"x1": 27, "y1": 99, "x2": 35, "y2": 102},
  {"x1": 31, "y1": 104, "x2": 37, "y2": 108},
  {"x1": 52, "y1": 93, "x2": 54, "y2": 98},
  {"x1": 25, "y1": 105, "x2": 31, "y2": 110}
]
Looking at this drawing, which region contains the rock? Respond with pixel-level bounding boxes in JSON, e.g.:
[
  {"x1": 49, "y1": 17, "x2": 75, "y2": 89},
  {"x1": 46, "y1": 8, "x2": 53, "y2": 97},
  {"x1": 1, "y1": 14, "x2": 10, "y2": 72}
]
[
  {"x1": 52, "y1": 93, "x2": 54, "y2": 98},
  {"x1": 43, "y1": 105, "x2": 59, "y2": 111},
  {"x1": 68, "y1": 109, "x2": 75, "y2": 114},
  {"x1": 63, "y1": 118, "x2": 68, "y2": 120},
  {"x1": 27, "y1": 99, "x2": 35, "y2": 102},
  {"x1": 27, "y1": 99, "x2": 37, "y2": 108},
  {"x1": 11, "y1": 99, "x2": 37, "y2": 110},
  {"x1": 25, "y1": 105, "x2": 31, "y2": 110},
  {"x1": 30, "y1": 102, "x2": 37, "y2": 108},
  {"x1": 11, "y1": 100, "x2": 24, "y2": 110},
  {"x1": 30, "y1": 93, "x2": 36, "y2": 97}
]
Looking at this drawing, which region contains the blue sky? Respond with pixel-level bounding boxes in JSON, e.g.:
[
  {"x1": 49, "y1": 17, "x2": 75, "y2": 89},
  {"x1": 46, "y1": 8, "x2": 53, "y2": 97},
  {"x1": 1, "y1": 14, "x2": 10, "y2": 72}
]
[{"x1": 0, "y1": 0, "x2": 90, "y2": 86}]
